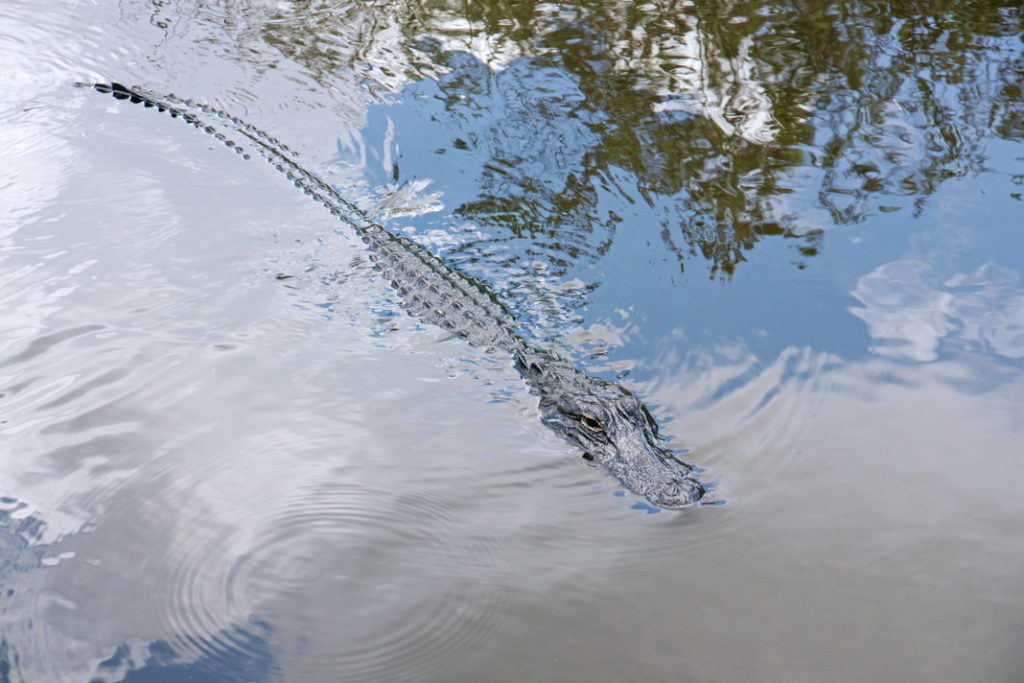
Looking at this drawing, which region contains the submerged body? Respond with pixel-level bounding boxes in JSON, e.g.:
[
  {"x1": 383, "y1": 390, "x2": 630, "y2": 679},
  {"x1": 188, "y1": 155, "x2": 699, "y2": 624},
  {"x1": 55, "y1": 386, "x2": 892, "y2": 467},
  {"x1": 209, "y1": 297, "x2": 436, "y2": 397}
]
[{"x1": 87, "y1": 82, "x2": 705, "y2": 508}]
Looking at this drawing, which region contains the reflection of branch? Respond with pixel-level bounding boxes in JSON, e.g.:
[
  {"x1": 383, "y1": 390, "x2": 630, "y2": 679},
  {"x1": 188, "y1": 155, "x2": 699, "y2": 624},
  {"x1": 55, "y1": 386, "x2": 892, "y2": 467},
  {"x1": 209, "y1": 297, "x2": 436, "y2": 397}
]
[{"x1": 252, "y1": 0, "x2": 1020, "y2": 280}]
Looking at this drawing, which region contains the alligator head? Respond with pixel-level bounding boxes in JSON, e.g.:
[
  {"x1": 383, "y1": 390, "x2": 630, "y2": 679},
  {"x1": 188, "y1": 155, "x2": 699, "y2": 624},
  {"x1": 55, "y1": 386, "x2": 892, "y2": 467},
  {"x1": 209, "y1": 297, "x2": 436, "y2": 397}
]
[{"x1": 537, "y1": 373, "x2": 705, "y2": 509}]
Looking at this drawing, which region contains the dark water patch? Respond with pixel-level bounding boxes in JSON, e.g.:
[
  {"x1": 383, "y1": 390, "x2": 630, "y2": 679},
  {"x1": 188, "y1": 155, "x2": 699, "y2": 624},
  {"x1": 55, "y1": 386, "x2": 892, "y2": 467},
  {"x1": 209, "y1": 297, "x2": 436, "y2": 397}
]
[
  {"x1": 95, "y1": 634, "x2": 276, "y2": 683},
  {"x1": 0, "y1": 325, "x2": 105, "y2": 368}
]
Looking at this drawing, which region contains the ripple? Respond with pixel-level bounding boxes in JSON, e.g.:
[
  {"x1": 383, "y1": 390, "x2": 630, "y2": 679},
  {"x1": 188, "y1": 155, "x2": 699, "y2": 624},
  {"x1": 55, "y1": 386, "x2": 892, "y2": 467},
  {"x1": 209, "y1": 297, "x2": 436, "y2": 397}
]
[
  {"x1": 616, "y1": 344, "x2": 845, "y2": 561},
  {"x1": 147, "y1": 479, "x2": 514, "y2": 682}
]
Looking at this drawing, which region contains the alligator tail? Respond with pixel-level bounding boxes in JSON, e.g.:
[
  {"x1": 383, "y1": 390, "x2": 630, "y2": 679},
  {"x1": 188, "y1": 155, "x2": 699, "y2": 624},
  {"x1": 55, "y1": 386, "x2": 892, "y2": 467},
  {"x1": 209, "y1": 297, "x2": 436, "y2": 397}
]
[
  {"x1": 82, "y1": 81, "x2": 520, "y2": 349},
  {"x1": 81, "y1": 82, "x2": 388, "y2": 237}
]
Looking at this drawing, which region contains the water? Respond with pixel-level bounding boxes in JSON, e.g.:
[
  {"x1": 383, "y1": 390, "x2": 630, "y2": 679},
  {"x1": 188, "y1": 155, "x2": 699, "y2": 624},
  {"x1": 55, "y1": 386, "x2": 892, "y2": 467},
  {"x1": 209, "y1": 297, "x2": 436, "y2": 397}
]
[{"x1": 1, "y1": 1, "x2": 1022, "y2": 681}]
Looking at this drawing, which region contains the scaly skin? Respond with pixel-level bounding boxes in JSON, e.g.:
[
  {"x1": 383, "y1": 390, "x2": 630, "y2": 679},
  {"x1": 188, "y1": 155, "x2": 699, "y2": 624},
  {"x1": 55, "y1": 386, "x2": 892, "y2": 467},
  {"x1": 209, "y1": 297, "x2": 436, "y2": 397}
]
[{"x1": 84, "y1": 81, "x2": 705, "y2": 508}]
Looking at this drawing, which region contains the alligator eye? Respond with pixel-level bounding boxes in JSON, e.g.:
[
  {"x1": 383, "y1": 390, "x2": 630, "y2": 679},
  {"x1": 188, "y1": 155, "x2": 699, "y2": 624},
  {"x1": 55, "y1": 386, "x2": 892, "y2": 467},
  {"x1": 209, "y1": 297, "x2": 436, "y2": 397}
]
[{"x1": 579, "y1": 413, "x2": 605, "y2": 433}]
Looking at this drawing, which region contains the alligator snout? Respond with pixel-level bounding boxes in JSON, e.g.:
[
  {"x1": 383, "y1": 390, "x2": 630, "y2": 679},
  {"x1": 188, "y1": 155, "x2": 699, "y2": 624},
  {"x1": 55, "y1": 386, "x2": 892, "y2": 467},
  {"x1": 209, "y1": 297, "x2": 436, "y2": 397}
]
[{"x1": 647, "y1": 476, "x2": 705, "y2": 509}]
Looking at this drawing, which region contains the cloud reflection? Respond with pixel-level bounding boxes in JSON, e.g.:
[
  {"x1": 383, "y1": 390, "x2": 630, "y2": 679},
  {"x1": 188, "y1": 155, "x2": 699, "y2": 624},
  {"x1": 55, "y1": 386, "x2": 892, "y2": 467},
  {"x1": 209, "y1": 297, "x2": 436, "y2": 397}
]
[{"x1": 851, "y1": 260, "x2": 1024, "y2": 362}]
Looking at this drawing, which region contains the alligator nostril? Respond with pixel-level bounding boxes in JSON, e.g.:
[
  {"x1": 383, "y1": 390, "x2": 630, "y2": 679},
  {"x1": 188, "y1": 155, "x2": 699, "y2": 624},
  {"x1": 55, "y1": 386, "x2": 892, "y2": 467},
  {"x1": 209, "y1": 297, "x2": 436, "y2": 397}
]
[{"x1": 654, "y1": 479, "x2": 705, "y2": 508}]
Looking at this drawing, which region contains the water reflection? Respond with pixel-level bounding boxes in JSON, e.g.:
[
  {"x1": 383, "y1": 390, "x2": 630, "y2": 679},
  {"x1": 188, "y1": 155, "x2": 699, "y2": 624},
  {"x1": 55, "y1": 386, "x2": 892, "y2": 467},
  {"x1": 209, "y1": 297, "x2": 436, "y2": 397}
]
[
  {"x1": 853, "y1": 260, "x2": 1024, "y2": 363},
  {"x1": 243, "y1": 0, "x2": 1024, "y2": 281},
  {"x1": 2, "y1": 0, "x2": 1024, "y2": 680}
]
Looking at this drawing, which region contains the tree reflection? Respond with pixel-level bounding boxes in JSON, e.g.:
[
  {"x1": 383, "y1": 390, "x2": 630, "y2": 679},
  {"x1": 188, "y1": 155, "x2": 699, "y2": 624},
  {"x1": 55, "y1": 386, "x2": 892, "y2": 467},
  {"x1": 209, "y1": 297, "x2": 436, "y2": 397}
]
[{"x1": 249, "y1": 0, "x2": 1021, "y2": 278}]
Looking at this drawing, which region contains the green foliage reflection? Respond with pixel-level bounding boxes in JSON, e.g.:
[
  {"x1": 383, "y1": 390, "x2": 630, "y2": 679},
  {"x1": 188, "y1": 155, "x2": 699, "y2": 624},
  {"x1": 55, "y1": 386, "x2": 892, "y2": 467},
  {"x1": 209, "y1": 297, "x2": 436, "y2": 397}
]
[{"x1": 255, "y1": 0, "x2": 1021, "y2": 278}]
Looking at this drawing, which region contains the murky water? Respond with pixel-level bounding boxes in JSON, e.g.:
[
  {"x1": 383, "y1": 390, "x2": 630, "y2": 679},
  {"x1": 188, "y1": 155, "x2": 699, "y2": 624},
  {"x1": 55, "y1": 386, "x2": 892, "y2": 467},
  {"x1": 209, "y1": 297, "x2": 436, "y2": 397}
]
[{"x1": 2, "y1": 1, "x2": 1022, "y2": 681}]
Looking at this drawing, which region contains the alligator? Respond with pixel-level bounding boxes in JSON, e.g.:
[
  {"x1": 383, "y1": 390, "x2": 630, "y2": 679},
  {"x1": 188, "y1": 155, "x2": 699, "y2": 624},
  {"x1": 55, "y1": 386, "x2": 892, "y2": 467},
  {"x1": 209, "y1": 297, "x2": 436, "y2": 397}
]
[{"x1": 83, "y1": 82, "x2": 706, "y2": 509}]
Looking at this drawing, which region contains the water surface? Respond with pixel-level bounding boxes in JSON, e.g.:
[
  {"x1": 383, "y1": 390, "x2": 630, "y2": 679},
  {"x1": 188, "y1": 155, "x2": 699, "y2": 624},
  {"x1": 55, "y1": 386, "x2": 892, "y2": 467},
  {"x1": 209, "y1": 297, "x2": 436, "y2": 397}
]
[{"x1": 1, "y1": 1, "x2": 1023, "y2": 681}]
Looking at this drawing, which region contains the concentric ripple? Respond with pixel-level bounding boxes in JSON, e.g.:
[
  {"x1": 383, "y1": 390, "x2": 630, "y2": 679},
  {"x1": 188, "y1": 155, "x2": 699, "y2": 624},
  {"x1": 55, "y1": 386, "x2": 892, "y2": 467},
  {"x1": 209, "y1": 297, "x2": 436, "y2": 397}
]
[{"x1": 147, "y1": 479, "x2": 515, "y2": 682}]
